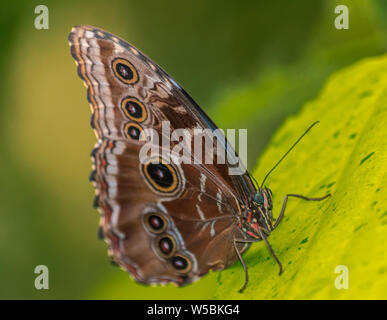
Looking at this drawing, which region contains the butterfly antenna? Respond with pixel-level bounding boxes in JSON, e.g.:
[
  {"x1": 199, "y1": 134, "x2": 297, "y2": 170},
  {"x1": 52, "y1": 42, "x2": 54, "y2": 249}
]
[
  {"x1": 251, "y1": 174, "x2": 260, "y2": 189},
  {"x1": 260, "y1": 121, "x2": 320, "y2": 189}
]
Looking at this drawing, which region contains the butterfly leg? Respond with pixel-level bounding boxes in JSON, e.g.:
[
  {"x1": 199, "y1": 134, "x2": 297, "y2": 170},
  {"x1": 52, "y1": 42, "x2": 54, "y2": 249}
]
[
  {"x1": 257, "y1": 229, "x2": 283, "y2": 276},
  {"x1": 273, "y1": 193, "x2": 331, "y2": 229},
  {"x1": 233, "y1": 238, "x2": 261, "y2": 293}
]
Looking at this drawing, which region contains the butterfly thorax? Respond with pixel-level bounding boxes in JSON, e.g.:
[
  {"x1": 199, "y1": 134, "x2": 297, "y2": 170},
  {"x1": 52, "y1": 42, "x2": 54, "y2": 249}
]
[{"x1": 238, "y1": 188, "x2": 274, "y2": 240}]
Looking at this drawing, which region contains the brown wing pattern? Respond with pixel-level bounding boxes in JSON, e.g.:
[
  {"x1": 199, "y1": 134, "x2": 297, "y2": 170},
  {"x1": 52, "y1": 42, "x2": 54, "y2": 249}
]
[{"x1": 69, "y1": 25, "x2": 251, "y2": 286}]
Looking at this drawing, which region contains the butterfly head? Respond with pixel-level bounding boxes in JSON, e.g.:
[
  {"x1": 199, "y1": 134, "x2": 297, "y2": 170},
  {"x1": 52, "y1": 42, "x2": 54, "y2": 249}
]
[
  {"x1": 253, "y1": 187, "x2": 274, "y2": 232},
  {"x1": 239, "y1": 188, "x2": 274, "y2": 239},
  {"x1": 239, "y1": 188, "x2": 274, "y2": 238}
]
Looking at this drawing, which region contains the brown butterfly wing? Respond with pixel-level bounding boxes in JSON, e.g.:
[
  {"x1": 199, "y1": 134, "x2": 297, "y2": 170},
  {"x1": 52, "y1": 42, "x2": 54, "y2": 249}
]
[{"x1": 69, "y1": 25, "x2": 254, "y2": 286}]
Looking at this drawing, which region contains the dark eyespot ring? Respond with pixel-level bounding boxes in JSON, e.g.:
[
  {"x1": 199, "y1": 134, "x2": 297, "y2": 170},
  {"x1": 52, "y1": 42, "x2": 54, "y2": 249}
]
[
  {"x1": 171, "y1": 254, "x2": 192, "y2": 273},
  {"x1": 155, "y1": 234, "x2": 176, "y2": 258},
  {"x1": 143, "y1": 213, "x2": 168, "y2": 234},
  {"x1": 124, "y1": 122, "x2": 143, "y2": 140},
  {"x1": 142, "y1": 158, "x2": 179, "y2": 194},
  {"x1": 111, "y1": 58, "x2": 138, "y2": 84},
  {"x1": 121, "y1": 97, "x2": 147, "y2": 122}
]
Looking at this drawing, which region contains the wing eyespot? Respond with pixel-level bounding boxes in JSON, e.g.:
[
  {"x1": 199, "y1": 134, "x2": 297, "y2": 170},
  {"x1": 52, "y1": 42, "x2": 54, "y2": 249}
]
[
  {"x1": 123, "y1": 122, "x2": 143, "y2": 140},
  {"x1": 111, "y1": 58, "x2": 138, "y2": 84},
  {"x1": 155, "y1": 234, "x2": 176, "y2": 258},
  {"x1": 141, "y1": 158, "x2": 179, "y2": 194},
  {"x1": 171, "y1": 254, "x2": 192, "y2": 274},
  {"x1": 143, "y1": 213, "x2": 168, "y2": 234},
  {"x1": 121, "y1": 97, "x2": 147, "y2": 122}
]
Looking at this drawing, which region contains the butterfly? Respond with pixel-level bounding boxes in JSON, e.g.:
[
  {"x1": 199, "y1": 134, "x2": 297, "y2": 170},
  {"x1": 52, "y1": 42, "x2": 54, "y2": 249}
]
[{"x1": 68, "y1": 25, "x2": 330, "y2": 292}]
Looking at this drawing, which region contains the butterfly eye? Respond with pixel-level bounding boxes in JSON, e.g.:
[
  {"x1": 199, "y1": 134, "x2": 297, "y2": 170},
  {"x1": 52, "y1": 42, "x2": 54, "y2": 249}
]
[
  {"x1": 155, "y1": 234, "x2": 176, "y2": 258},
  {"x1": 254, "y1": 193, "x2": 265, "y2": 206},
  {"x1": 124, "y1": 122, "x2": 143, "y2": 140},
  {"x1": 121, "y1": 97, "x2": 147, "y2": 122},
  {"x1": 144, "y1": 213, "x2": 168, "y2": 234},
  {"x1": 112, "y1": 58, "x2": 138, "y2": 84},
  {"x1": 171, "y1": 254, "x2": 192, "y2": 273}
]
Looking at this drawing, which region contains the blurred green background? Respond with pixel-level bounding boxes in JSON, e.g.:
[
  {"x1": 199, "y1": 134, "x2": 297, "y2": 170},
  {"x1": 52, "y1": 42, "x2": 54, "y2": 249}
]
[{"x1": 0, "y1": 0, "x2": 386, "y2": 299}]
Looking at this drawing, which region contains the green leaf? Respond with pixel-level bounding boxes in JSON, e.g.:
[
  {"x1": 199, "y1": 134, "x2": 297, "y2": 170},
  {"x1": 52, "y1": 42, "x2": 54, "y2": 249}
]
[
  {"x1": 215, "y1": 54, "x2": 387, "y2": 299},
  {"x1": 209, "y1": 0, "x2": 387, "y2": 168}
]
